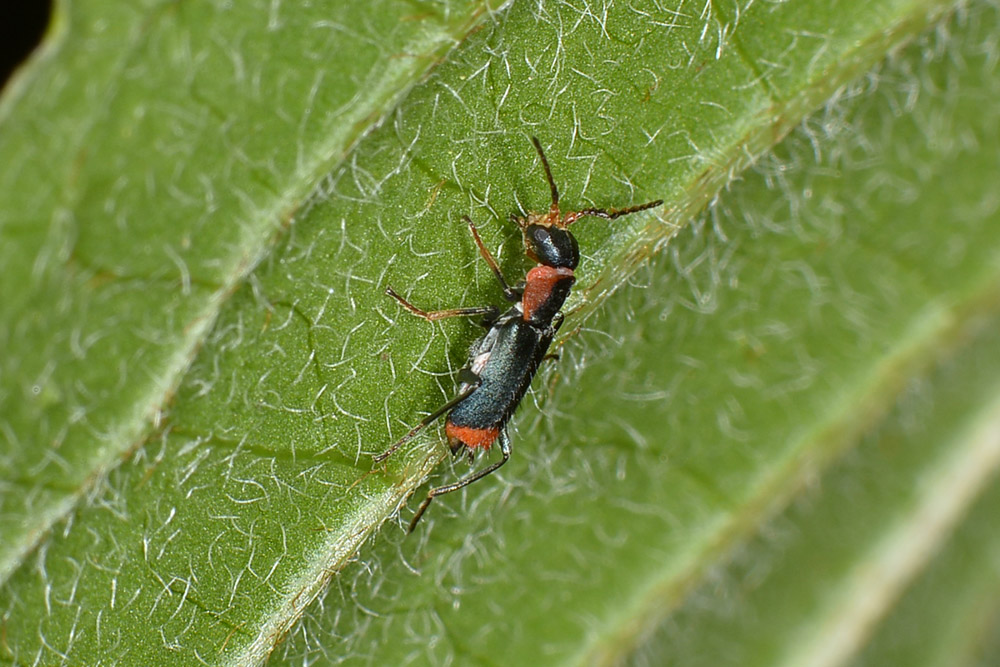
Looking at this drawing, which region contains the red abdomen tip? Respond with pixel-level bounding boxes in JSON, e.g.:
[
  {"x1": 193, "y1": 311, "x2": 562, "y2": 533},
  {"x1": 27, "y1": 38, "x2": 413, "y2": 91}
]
[{"x1": 446, "y1": 422, "x2": 501, "y2": 450}]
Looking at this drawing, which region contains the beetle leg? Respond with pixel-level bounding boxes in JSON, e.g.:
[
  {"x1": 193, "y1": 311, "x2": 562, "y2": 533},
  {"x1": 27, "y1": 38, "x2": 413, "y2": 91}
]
[
  {"x1": 463, "y1": 216, "x2": 522, "y2": 302},
  {"x1": 386, "y1": 286, "x2": 498, "y2": 322},
  {"x1": 408, "y1": 430, "x2": 512, "y2": 532},
  {"x1": 374, "y1": 379, "x2": 481, "y2": 463}
]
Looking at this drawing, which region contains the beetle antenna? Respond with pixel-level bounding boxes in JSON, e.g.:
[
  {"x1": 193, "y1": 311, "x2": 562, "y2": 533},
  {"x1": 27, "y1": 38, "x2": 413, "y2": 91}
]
[
  {"x1": 562, "y1": 199, "x2": 664, "y2": 227},
  {"x1": 531, "y1": 136, "x2": 560, "y2": 212}
]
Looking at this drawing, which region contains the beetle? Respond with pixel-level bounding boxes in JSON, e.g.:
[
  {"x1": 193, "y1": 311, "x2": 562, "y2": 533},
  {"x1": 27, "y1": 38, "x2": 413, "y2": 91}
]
[{"x1": 377, "y1": 137, "x2": 663, "y2": 531}]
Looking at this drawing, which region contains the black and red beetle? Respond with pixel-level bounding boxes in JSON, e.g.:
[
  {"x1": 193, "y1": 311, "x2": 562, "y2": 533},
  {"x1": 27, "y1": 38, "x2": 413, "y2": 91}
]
[{"x1": 377, "y1": 137, "x2": 662, "y2": 530}]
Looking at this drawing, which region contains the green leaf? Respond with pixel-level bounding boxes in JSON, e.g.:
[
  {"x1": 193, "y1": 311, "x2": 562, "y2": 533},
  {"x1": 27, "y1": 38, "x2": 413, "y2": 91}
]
[
  {"x1": 0, "y1": 0, "x2": 507, "y2": 581},
  {"x1": 628, "y1": 312, "x2": 1000, "y2": 667},
  {"x1": 2, "y1": 0, "x2": 996, "y2": 665}
]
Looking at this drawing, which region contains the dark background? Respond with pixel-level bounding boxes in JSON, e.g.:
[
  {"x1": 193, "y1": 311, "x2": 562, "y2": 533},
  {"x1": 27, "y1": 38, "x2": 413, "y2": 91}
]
[{"x1": 1, "y1": 3, "x2": 52, "y2": 91}]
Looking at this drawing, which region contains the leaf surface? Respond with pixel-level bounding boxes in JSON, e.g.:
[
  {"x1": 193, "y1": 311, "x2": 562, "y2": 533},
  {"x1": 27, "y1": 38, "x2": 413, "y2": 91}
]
[{"x1": 2, "y1": 0, "x2": 995, "y2": 664}]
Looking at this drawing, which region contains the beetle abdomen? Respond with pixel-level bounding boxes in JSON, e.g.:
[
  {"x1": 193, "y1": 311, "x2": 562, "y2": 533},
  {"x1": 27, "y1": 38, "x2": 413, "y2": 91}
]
[{"x1": 446, "y1": 319, "x2": 549, "y2": 447}]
